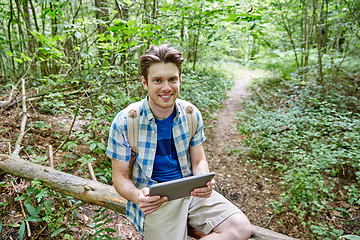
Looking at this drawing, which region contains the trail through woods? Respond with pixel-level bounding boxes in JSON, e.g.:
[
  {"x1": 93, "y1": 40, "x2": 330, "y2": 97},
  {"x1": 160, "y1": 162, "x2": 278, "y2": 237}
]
[
  {"x1": 202, "y1": 69, "x2": 296, "y2": 236},
  {"x1": 0, "y1": 69, "x2": 302, "y2": 239}
]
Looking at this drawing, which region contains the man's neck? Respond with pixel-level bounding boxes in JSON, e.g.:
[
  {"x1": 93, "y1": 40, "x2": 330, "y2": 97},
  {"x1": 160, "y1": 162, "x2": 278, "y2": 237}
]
[
  {"x1": 148, "y1": 99, "x2": 175, "y2": 119},
  {"x1": 151, "y1": 106, "x2": 175, "y2": 120}
]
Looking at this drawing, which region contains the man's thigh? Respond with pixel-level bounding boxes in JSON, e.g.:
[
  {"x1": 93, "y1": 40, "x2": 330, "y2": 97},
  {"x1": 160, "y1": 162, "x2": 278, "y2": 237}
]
[
  {"x1": 143, "y1": 197, "x2": 190, "y2": 240},
  {"x1": 188, "y1": 191, "x2": 242, "y2": 234}
]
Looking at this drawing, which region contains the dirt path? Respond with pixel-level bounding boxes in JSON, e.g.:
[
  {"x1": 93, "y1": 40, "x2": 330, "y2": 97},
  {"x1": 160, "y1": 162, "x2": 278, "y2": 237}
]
[{"x1": 203, "y1": 69, "x2": 292, "y2": 236}]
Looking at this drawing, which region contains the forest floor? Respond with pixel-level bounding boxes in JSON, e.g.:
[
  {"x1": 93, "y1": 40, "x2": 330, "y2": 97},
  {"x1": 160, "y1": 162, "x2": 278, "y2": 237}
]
[
  {"x1": 0, "y1": 69, "x2": 306, "y2": 239},
  {"x1": 201, "y1": 69, "x2": 301, "y2": 237}
]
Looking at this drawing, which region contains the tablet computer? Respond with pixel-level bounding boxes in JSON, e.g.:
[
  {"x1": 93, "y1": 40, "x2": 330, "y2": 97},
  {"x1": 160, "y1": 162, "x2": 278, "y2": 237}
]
[{"x1": 149, "y1": 172, "x2": 215, "y2": 201}]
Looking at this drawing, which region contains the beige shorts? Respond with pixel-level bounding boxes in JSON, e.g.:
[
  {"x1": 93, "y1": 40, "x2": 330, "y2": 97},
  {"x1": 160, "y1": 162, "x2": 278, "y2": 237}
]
[{"x1": 143, "y1": 191, "x2": 242, "y2": 240}]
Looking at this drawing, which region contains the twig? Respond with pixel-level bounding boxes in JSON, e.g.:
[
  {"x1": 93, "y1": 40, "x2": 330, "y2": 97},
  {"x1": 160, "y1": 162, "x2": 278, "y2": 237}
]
[
  {"x1": 8, "y1": 142, "x2": 12, "y2": 154},
  {"x1": 87, "y1": 163, "x2": 97, "y2": 181},
  {"x1": 264, "y1": 215, "x2": 274, "y2": 228},
  {"x1": 53, "y1": 76, "x2": 105, "y2": 155},
  {"x1": 53, "y1": 107, "x2": 79, "y2": 155},
  {"x1": 48, "y1": 145, "x2": 54, "y2": 168},
  {"x1": 33, "y1": 224, "x2": 47, "y2": 240},
  {"x1": 11, "y1": 180, "x2": 31, "y2": 238},
  {"x1": 13, "y1": 77, "x2": 28, "y2": 156},
  {"x1": 0, "y1": 87, "x2": 15, "y2": 108}
]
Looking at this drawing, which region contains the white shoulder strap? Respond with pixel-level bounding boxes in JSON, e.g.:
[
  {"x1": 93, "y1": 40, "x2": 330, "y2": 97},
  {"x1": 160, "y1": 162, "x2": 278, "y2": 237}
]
[
  {"x1": 126, "y1": 101, "x2": 141, "y2": 154},
  {"x1": 182, "y1": 101, "x2": 197, "y2": 140}
]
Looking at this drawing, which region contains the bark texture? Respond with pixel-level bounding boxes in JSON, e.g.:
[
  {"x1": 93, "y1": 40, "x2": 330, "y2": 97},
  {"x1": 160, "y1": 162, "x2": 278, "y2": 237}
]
[{"x1": 0, "y1": 154, "x2": 126, "y2": 213}]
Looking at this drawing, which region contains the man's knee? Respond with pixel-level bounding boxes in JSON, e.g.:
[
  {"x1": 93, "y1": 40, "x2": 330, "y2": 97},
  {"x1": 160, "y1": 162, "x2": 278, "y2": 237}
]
[{"x1": 223, "y1": 213, "x2": 253, "y2": 239}]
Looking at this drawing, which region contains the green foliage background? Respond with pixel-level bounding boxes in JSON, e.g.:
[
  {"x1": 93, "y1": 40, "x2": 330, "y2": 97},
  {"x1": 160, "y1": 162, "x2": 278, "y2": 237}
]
[{"x1": 0, "y1": 0, "x2": 359, "y2": 239}]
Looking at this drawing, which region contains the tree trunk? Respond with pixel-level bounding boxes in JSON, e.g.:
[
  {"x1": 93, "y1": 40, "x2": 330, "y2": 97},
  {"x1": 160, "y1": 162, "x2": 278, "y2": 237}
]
[
  {"x1": 280, "y1": 13, "x2": 300, "y2": 69},
  {"x1": 0, "y1": 154, "x2": 126, "y2": 214},
  {"x1": 8, "y1": 0, "x2": 15, "y2": 75},
  {"x1": 312, "y1": 0, "x2": 324, "y2": 83},
  {"x1": 0, "y1": 154, "x2": 298, "y2": 240},
  {"x1": 95, "y1": 0, "x2": 109, "y2": 35}
]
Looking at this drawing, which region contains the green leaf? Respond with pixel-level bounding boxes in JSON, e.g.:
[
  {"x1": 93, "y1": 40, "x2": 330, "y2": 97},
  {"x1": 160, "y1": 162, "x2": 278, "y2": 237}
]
[
  {"x1": 73, "y1": 209, "x2": 78, "y2": 221},
  {"x1": 51, "y1": 227, "x2": 66, "y2": 237},
  {"x1": 0, "y1": 220, "x2": 2, "y2": 233},
  {"x1": 109, "y1": 25, "x2": 119, "y2": 32},
  {"x1": 105, "y1": 227, "x2": 116, "y2": 233},
  {"x1": 6, "y1": 51, "x2": 13, "y2": 56},
  {"x1": 14, "y1": 195, "x2": 25, "y2": 201},
  {"x1": 36, "y1": 205, "x2": 43, "y2": 215},
  {"x1": 153, "y1": 25, "x2": 161, "y2": 30},
  {"x1": 26, "y1": 186, "x2": 34, "y2": 196},
  {"x1": 13, "y1": 58, "x2": 23, "y2": 63},
  {"x1": 97, "y1": 142, "x2": 106, "y2": 150},
  {"x1": 341, "y1": 235, "x2": 360, "y2": 240},
  {"x1": 90, "y1": 143, "x2": 97, "y2": 151},
  {"x1": 24, "y1": 216, "x2": 43, "y2": 222},
  {"x1": 48, "y1": 10, "x2": 56, "y2": 19},
  {"x1": 24, "y1": 202, "x2": 37, "y2": 217},
  {"x1": 98, "y1": 37, "x2": 107, "y2": 42},
  {"x1": 124, "y1": 0, "x2": 132, "y2": 6},
  {"x1": 44, "y1": 200, "x2": 52, "y2": 210},
  {"x1": 144, "y1": 25, "x2": 152, "y2": 31},
  {"x1": 20, "y1": 53, "x2": 31, "y2": 61},
  {"x1": 19, "y1": 222, "x2": 25, "y2": 240},
  {"x1": 127, "y1": 20, "x2": 136, "y2": 27},
  {"x1": 223, "y1": 14, "x2": 239, "y2": 22},
  {"x1": 7, "y1": 223, "x2": 20, "y2": 227}
]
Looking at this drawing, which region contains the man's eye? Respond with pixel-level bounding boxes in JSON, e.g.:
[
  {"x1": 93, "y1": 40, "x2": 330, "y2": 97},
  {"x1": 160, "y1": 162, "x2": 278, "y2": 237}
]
[
  {"x1": 154, "y1": 79, "x2": 161, "y2": 83},
  {"x1": 170, "y1": 78, "x2": 177, "y2": 82}
]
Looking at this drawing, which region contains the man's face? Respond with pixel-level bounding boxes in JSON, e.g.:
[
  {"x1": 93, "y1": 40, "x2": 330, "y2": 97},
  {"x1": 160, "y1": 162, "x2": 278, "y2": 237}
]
[{"x1": 142, "y1": 62, "x2": 182, "y2": 116}]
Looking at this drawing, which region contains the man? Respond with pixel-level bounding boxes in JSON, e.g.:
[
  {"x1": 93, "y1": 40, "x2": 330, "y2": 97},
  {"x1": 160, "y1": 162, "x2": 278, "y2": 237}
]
[{"x1": 106, "y1": 44, "x2": 252, "y2": 240}]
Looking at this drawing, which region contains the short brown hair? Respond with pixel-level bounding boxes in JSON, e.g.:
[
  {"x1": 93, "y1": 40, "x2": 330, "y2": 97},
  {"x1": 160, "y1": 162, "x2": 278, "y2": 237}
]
[{"x1": 139, "y1": 44, "x2": 184, "y2": 82}]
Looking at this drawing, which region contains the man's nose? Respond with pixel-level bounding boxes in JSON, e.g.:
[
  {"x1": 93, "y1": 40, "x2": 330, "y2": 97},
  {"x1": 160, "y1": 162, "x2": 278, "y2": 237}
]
[{"x1": 161, "y1": 81, "x2": 171, "y2": 91}]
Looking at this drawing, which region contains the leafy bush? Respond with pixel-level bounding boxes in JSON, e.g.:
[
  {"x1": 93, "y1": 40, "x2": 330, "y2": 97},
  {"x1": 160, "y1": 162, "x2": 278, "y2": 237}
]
[
  {"x1": 237, "y1": 75, "x2": 360, "y2": 237},
  {"x1": 181, "y1": 67, "x2": 233, "y2": 116}
]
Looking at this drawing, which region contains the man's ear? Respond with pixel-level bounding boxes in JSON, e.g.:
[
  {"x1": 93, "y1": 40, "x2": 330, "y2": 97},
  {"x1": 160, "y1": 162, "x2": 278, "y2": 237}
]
[
  {"x1": 179, "y1": 74, "x2": 182, "y2": 84},
  {"x1": 141, "y1": 76, "x2": 148, "y2": 89}
]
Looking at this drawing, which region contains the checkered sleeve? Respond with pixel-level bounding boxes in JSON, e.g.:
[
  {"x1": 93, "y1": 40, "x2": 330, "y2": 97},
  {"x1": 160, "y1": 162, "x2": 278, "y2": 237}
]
[
  {"x1": 106, "y1": 112, "x2": 131, "y2": 162},
  {"x1": 190, "y1": 106, "x2": 206, "y2": 147}
]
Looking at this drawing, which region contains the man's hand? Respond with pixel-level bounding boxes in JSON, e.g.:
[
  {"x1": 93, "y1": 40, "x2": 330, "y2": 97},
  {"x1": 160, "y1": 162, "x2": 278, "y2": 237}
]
[
  {"x1": 138, "y1": 187, "x2": 168, "y2": 215},
  {"x1": 191, "y1": 179, "x2": 215, "y2": 198}
]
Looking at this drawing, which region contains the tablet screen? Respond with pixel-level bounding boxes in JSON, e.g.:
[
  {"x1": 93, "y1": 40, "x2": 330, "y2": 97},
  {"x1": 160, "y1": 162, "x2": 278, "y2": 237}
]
[{"x1": 149, "y1": 172, "x2": 215, "y2": 201}]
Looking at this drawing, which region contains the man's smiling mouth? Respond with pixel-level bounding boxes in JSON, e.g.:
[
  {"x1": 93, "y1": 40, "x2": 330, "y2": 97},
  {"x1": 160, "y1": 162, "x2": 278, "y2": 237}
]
[{"x1": 160, "y1": 94, "x2": 172, "y2": 100}]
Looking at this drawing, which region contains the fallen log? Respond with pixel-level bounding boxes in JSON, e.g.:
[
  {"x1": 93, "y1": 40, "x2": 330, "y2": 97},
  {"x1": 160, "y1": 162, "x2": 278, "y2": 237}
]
[
  {"x1": 0, "y1": 154, "x2": 126, "y2": 214},
  {"x1": 0, "y1": 154, "x2": 297, "y2": 239}
]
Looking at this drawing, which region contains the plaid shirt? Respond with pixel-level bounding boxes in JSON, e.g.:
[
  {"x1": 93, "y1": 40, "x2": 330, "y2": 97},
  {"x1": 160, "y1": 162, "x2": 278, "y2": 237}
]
[{"x1": 106, "y1": 97, "x2": 206, "y2": 233}]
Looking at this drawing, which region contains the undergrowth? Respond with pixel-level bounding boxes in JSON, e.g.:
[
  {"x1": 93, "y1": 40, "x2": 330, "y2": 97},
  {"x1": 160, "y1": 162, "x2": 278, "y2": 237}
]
[
  {"x1": 0, "y1": 65, "x2": 232, "y2": 239},
  {"x1": 237, "y1": 73, "x2": 360, "y2": 238}
]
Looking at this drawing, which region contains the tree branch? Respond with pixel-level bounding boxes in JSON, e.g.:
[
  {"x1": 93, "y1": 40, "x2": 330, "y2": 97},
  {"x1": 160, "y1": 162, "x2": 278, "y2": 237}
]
[{"x1": 13, "y1": 76, "x2": 28, "y2": 156}]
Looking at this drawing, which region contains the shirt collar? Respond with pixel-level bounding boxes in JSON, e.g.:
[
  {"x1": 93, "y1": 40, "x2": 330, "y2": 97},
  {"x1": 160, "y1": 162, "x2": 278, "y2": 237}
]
[{"x1": 143, "y1": 97, "x2": 155, "y2": 122}]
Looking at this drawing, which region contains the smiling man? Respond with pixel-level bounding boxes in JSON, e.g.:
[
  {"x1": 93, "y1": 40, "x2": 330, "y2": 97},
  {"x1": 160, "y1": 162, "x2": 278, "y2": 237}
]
[{"x1": 106, "y1": 44, "x2": 252, "y2": 240}]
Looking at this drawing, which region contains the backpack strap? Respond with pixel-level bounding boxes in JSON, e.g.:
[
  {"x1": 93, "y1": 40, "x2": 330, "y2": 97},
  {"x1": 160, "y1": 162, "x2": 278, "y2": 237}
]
[
  {"x1": 126, "y1": 100, "x2": 197, "y2": 179},
  {"x1": 126, "y1": 101, "x2": 141, "y2": 179},
  {"x1": 180, "y1": 100, "x2": 197, "y2": 140}
]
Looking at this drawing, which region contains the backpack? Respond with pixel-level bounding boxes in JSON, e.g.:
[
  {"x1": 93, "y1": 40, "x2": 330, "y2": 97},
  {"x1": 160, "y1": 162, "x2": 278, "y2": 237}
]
[{"x1": 126, "y1": 100, "x2": 197, "y2": 178}]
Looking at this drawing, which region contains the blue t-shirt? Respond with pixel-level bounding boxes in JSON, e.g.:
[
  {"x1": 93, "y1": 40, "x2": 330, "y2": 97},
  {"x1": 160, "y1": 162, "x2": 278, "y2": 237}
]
[{"x1": 152, "y1": 109, "x2": 183, "y2": 182}]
